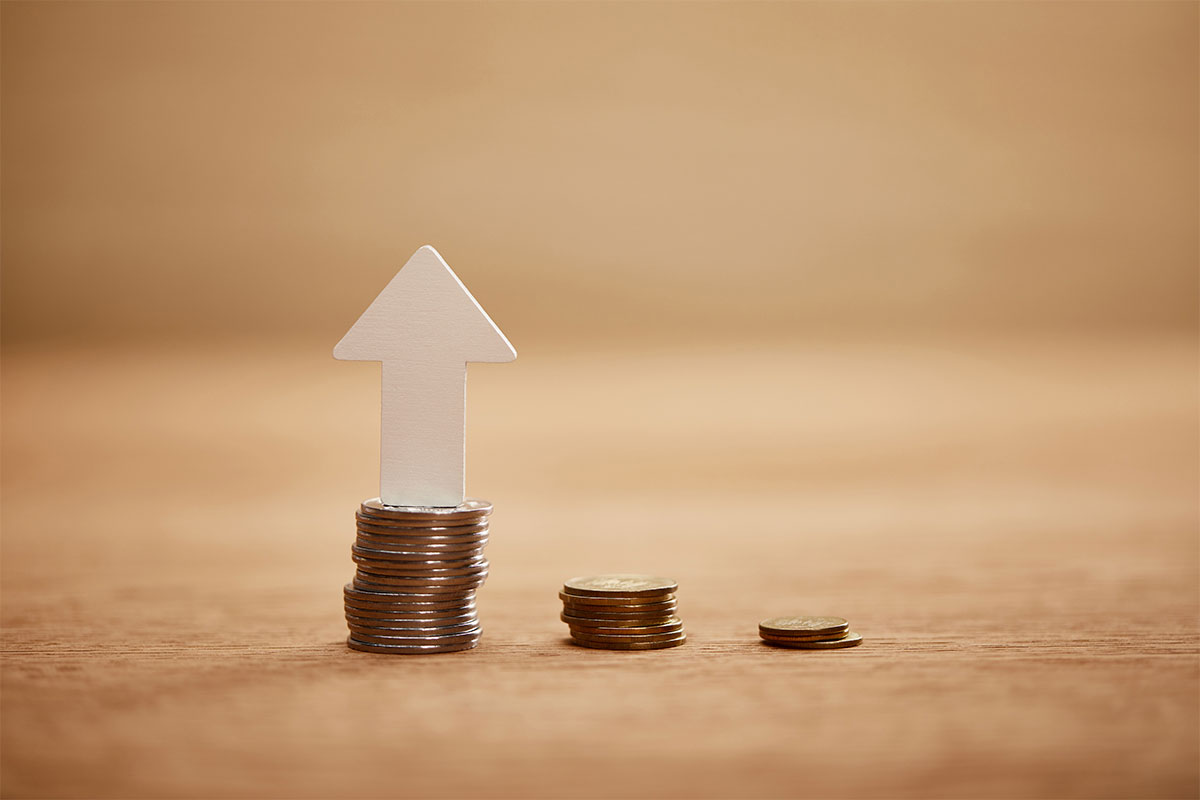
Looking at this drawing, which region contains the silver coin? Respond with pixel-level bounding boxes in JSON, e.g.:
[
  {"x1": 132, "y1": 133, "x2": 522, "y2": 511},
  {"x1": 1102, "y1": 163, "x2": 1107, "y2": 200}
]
[
  {"x1": 345, "y1": 607, "x2": 476, "y2": 621},
  {"x1": 351, "y1": 555, "x2": 489, "y2": 577},
  {"x1": 347, "y1": 636, "x2": 479, "y2": 654},
  {"x1": 350, "y1": 546, "x2": 486, "y2": 566},
  {"x1": 352, "y1": 571, "x2": 488, "y2": 588},
  {"x1": 359, "y1": 498, "x2": 493, "y2": 521},
  {"x1": 350, "y1": 542, "x2": 487, "y2": 561},
  {"x1": 347, "y1": 620, "x2": 481, "y2": 636},
  {"x1": 352, "y1": 545, "x2": 488, "y2": 563},
  {"x1": 345, "y1": 597, "x2": 474, "y2": 612},
  {"x1": 351, "y1": 580, "x2": 482, "y2": 597},
  {"x1": 349, "y1": 627, "x2": 482, "y2": 646},
  {"x1": 344, "y1": 584, "x2": 476, "y2": 604},
  {"x1": 345, "y1": 609, "x2": 475, "y2": 623}
]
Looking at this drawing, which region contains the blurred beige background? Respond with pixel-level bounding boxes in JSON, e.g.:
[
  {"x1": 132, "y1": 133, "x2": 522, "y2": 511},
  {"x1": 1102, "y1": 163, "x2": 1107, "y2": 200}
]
[
  {"x1": 2, "y1": 0, "x2": 1196, "y2": 347},
  {"x1": 2, "y1": 3, "x2": 1198, "y2": 799}
]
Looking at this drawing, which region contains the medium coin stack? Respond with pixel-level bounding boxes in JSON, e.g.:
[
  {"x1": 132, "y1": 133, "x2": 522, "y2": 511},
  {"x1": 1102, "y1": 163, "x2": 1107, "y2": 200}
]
[
  {"x1": 344, "y1": 498, "x2": 492, "y2": 654},
  {"x1": 758, "y1": 616, "x2": 863, "y2": 649},
  {"x1": 559, "y1": 574, "x2": 686, "y2": 650}
]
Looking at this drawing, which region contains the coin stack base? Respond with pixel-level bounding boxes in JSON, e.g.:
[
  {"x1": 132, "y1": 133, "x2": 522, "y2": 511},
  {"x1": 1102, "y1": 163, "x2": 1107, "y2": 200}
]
[
  {"x1": 560, "y1": 574, "x2": 686, "y2": 650},
  {"x1": 345, "y1": 498, "x2": 493, "y2": 654},
  {"x1": 758, "y1": 616, "x2": 863, "y2": 649}
]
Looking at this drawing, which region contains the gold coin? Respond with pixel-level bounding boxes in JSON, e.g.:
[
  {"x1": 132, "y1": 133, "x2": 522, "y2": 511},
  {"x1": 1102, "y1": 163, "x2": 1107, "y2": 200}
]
[
  {"x1": 559, "y1": 582, "x2": 676, "y2": 599},
  {"x1": 760, "y1": 630, "x2": 849, "y2": 644},
  {"x1": 558, "y1": 591, "x2": 675, "y2": 607},
  {"x1": 569, "y1": 634, "x2": 687, "y2": 650},
  {"x1": 560, "y1": 594, "x2": 676, "y2": 612},
  {"x1": 762, "y1": 631, "x2": 863, "y2": 649},
  {"x1": 566, "y1": 619, "x2": 684, "y2": 635},
  {"x1": 561, "y1": 613, "x2": 679, "y2": 628},
  {"x1": 563, "y1": 575, "x2": 677, "y2": 598},
  {"x1": 758, "y1": 616, "x2": 849, "y2": 638},
  {"x1": 346, "y1": 612, "x2": 477, "y2": 627},
  {"x1": 568, "y1": 627, "x2": 686, "y2": 645}
]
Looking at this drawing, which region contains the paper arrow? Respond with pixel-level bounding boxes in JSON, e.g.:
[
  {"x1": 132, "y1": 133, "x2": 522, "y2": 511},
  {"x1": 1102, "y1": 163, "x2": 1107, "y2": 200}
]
[{"x1": 334, "y1": 245, "x2": 516, "y2": 508}]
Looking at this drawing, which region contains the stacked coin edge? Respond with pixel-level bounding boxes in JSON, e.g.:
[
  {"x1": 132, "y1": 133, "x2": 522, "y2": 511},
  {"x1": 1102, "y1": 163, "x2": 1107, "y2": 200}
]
[
  {"x1": 560, "y1": 574, "x2": 687, "y2": 650},
  {"x1": 345, "y1": 498, "x2": 492, "y2": 654},
  {"x1": 757, "y1": 615, "x2": 863, "y2": 649}
]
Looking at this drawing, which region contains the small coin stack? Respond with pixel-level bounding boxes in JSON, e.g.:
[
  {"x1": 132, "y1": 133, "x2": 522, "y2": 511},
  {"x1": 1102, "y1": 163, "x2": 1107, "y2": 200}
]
[
  {"x1": 758, "y1": 616, "x2": 863, "y2": 649},
  {"x1": 344, "y1": 498, "x2": 492, "y2": 654},
  {"x1": 559, "y1": 574, "x2": 686, "y2": 650}
]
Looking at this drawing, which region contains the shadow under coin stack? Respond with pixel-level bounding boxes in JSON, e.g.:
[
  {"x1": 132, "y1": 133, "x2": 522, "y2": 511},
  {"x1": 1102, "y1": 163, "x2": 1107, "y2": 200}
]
[
  {"x1": 344, "y1": 498, "x2": 493, "y2": 654},
  {"x1": 560, "y1": 574, "x2": 686, "y2": 650}
]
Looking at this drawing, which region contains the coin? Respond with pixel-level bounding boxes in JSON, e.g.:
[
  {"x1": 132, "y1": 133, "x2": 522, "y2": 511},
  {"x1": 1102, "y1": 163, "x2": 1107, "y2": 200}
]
[
  {"x1": 558, "y1": 592, "x2": 675, "y2": 608},
  {"x1": 355, "y1": 518, "x2": 490, "y2": 536},
  {"x1": 347, "y1": 620, "x2": 481, "y2": 636},
  {"x1": 359, "y1": 498, "x2": 492, "y2": 521},
  {"x1": 350, "y1": 547, "x2": 485, "y2": 566},
  {"x1": 561, "y1": 614, "x2": 679, "y2": 628},
  {"x1": 563, "y1": 575, "x2": 678, "y2": 598},
  {"x1": 344, "y1": 584, "x2": 475, "y2": 603},
  {"x1": 568, "y1": 626, "x2": 686, "y2": 643},
  {"x1": 355, "y1": 527, "x2": 489, "y2": 542},
  {"x1": 352, "y1": 545, "x2": 488, "y2": 562},
  {"x1": 759, "y1": 616, "x2": 849, "y2": 639},
  {"x1": 346, "y1": 608, "x2": 476, "y2": 623},
  {"x1": 564, "y1": 618, "x2": 684, "y2": 635},
  {"x1": 762, "y1": 631, "x2": 863, "y2": 649},
  {"x1": 352, "y1": 577, "x2": 485, "y2": 594},
  {"x1": 560, "y1": 596, "x2": 676, "y2": 612},
  {"x1": 343, "y1": 618, "x2": 477, "y2": 633},
  {"x1": 343, "y1": 604, "x2": 472, "y2": 618},
  {"x1": 347, "y1": 636, "x2": 479, "y2": 654},
  {"x1": 355, "y1": 535, "x2": 488, "y2": 553},
  {"x1": 352, "y1": 569, "x2": 488, "y2": 585},
  {"x1": 344, "y1": 498, "x2": 497, "y2": 655},
  {"x1": 569, "y1": 634, "x2": 687, "y2": 650},
  {"x1": 343, "y1": 591, "x2": 475, "y2": 608},
  {"x1": 351, "y1": 555, "x2": 489, "y2": 576},
  {"x1": 350, "y1": 628, "x2": 482, "y2": 646},
  {"x1": 759, "y1": 631, "x2": 849, "y2": 644},
  {"x1": 357, "y1": 501, "x2": 489, "y2": 525}
]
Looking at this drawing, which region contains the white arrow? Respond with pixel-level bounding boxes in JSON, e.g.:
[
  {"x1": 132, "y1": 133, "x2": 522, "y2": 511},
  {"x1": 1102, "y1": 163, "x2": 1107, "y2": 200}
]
[{"x1": 334, "y1": 245, "x2": 516, "y2": 508}]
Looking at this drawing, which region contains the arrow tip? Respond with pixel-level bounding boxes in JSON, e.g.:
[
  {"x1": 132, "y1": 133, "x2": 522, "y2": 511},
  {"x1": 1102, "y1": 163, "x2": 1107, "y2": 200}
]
[{"x1": 333, "y1": 245, "x2": 517, "y2": 363}]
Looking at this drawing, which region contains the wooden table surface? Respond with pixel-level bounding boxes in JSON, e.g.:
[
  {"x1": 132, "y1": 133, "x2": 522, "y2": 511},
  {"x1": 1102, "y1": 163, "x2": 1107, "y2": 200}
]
[{"x1": 2, "y1": 335, "x2": 1197, "y2": 798}]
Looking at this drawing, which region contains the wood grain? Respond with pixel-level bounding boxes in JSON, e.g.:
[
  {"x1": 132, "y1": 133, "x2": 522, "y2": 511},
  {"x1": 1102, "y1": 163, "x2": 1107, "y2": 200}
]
[{"x1": 2, "y1": 336, "x2": 1197, "y2": 798}]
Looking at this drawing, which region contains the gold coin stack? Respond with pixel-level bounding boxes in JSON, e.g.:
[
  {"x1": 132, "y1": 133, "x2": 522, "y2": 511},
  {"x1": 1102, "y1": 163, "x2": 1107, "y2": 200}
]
[
  {"x1": 559, "y1": 574, "x2": 686, "y2": 650},
  {"x1": 758, "y1": 616, "x2": 863, "y2": 649},
  {"x1": 344, "y1": 498, "x2": 492, "y2": 654}
]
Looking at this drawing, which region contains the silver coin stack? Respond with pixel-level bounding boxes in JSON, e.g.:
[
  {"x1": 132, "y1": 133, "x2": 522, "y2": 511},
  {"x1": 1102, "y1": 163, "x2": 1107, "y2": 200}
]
[{"x1": 344, "y1": 498, "x2": 492, "y2": 654}]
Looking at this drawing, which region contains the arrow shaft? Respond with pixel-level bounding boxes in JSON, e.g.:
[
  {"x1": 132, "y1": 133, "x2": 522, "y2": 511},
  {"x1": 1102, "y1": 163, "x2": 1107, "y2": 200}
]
[{"x1": 379, "y1": 361, "x2": 467, "y2": 508}]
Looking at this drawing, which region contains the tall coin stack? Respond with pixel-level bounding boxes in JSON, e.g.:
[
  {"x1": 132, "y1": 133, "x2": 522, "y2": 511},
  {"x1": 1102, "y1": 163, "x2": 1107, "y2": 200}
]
[
  {"x1": 344, "y1": 498, "x2": 492, "y2": 654},
  {"x1": 559, "y1": 574, "x2": 687, "y2": 650}
]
